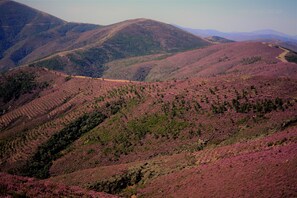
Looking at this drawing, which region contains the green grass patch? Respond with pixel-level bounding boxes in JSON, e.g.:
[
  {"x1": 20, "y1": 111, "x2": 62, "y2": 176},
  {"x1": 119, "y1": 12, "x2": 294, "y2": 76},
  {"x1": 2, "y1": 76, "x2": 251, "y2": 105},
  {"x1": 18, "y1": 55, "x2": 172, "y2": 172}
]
[{"x1": 88, "y1": 113, "x2": 189, "y2": 159}]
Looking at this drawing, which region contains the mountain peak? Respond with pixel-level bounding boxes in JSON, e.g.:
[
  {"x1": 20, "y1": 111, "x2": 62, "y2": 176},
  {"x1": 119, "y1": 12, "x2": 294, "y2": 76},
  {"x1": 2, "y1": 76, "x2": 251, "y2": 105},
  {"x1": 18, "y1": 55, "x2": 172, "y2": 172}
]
[
  {"x1": 0, "y1": 0, "x2": 65, "y2": 22},
  {"x1": 0, "y1": 1, "x2": 210, "y2": 75}
]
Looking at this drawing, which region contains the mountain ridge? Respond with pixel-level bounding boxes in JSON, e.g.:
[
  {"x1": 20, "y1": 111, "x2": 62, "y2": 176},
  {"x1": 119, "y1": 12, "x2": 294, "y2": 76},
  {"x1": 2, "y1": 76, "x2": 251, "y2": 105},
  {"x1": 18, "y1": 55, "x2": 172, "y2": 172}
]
[
  {"x1": 0, "y1": 1, "x2": 210, "y2": 75},
  {"x1": 27, "y1": 18, "x2": 210, "y2": 77}
]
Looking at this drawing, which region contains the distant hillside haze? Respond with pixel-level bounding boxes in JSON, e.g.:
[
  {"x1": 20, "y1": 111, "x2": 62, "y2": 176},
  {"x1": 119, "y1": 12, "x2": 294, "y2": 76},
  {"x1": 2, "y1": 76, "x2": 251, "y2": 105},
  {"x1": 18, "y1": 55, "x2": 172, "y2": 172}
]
[
  {"x1": 0, "y1": 0, "x2": 210, "y2": 76},
  {"x1": 204, "y1": 36, "x2": 234, "y2": 44},
  {"x1": 179, "y1": 26, "x2": 297, "y2": 52},
  {"x1": 179, "y1": 27, "x2": 297, "y2": 42}
]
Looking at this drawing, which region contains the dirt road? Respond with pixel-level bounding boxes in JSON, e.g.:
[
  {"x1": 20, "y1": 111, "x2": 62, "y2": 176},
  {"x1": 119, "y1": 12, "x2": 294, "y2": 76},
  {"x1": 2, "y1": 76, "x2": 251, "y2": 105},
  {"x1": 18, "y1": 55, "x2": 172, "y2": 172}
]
[{"x1": 277, "y1": 47, "x2": 290, "y2": 63}]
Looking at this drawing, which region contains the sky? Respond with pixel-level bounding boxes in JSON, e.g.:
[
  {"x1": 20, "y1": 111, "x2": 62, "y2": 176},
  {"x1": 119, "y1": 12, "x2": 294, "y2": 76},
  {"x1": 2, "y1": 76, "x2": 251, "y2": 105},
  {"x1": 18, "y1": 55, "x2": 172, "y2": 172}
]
[{"x1": 15, "y1": 0, "x2": 297, "y2": 35}]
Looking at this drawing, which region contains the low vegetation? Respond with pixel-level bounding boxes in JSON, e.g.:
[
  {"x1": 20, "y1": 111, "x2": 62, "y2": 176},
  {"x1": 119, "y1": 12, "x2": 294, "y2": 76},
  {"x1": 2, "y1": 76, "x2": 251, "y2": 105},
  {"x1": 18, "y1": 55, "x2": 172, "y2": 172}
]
[
  {"x1": 89, "y1": 166, "x2": 143, "y2": 194},
  {"x1": 94, "y1": 113, "x2": 189, "y2": 159},
  {"x1": 241, "y1": 56, "x2": 261, "y2": 65},
  {"x1": 0, "y1": 72, "x2": 37, "y2": 102},
  {"x1": 285, "y1": 51, "x2": 297, "y2": 64},
  {"x1": 21, "y1": 111, "x2": 107, "y2": 178},
  {"x1": 20, "y1": 99, "x2": 126, "y2": 179},
  {"x1": 211, "y1": 97, "x2": 285, "y2": 114},
  {"x1": 30, "y1": 57, "x2": 66, "y2": 71}
]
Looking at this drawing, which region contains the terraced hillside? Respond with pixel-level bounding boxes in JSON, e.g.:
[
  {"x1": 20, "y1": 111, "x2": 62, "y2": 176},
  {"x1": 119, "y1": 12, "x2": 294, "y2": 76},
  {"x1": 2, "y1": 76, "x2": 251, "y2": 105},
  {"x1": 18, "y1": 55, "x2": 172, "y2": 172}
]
[
  {"x1": 1, "y1": 2, "x2": 297, "y2": 197},
  {"x1": 0, "y1": 67, "x2": 131, "y2": 172},
  {"x1": 1, "y1": 65, "x2": 297, "y2": 197}
]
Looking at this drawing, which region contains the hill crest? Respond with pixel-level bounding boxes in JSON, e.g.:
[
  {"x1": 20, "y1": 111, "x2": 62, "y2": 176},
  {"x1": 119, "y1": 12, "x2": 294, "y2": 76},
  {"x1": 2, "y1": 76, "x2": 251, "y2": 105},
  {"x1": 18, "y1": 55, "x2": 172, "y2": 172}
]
[{"x1": 0, "y1": 1, "x2": 210, "y2": 76}]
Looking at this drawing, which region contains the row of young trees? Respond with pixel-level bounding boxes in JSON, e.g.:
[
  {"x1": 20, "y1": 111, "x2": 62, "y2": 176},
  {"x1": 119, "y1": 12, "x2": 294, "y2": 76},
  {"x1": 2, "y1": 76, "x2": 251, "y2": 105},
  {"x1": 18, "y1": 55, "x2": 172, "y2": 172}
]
[
  {"x1": 211, "y1": 97, "x2": 285, "y2": 114},
  {"x1": 21, "y1": 99, "x2": 126, "y2": 179}
]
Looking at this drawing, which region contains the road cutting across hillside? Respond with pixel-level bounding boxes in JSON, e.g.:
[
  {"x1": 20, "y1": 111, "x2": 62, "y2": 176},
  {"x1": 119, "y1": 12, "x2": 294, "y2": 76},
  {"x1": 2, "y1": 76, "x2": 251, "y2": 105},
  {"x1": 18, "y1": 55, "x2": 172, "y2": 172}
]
[
  {"x1": 265, "y1": 42, "x2": 290, "y2": 63},
  {"x1": 49, "y1": 69, "x2": 136, "y2": 83},
  {"x1": 277, "y1": 47, "x2": 290, "y2": 63},
  {"x1": 73, "y1": 75, "x2": 135, "y2": 83}
]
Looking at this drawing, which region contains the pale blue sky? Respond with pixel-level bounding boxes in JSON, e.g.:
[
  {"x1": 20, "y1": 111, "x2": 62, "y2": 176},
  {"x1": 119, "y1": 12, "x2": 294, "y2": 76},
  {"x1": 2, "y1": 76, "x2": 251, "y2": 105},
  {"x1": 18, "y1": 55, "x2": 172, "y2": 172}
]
[{"x1": 15, "y1": 0, "x2": 297, "y2": 35}]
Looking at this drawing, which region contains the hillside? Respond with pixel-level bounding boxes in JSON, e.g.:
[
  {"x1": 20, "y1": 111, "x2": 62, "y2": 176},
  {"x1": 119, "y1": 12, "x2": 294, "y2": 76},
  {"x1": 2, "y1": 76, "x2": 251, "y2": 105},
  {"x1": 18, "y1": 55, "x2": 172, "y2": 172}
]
[
  {"x1": 0, "y1": 0, "x2": 100, "y2": 70},
  {"x1": 50, "y1": 126, "x2": 297, "y2": 198},
  {"x1": 1, "y1": 1, "x2": 297, "y2": 198},
  {"x1": 0, "y1": 172, "x2": 116, "y2": 197},
  {"x1": 1, "y1": 65, "x2": 297, "y2": 197},
  {"x1": 181, "y1": 27, "x2": 297, "y2": 43},
  {"x1": 205, "y1": 36, "x2": 234, "y2": 43},
  {"x1": 180, "y1": 26, "x2": 297, "y2": 52},
  {"x1": 0, "y1": 1, "x2": 210, "y2": 75},
  {"x1": 0, "y1": 0, "x2": 63, "y2": 67},
  {"x1": 29, "y1": 18, "x2": 210, "y2": 77},
  {"x1": 102, "y1": 42, "x2": 297, "y2": 81}
]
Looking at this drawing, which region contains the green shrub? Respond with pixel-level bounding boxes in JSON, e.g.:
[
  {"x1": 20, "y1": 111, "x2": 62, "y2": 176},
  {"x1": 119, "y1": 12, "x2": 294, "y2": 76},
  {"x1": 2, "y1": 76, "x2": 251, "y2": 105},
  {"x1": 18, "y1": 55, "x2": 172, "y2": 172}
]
[
  {"x1": 285, "y1": 51, "x2": 297, "y2": 64},
  {"x1": 22, "y1": 111, "x2": 107, "y2": 178},
  {"x1": 65, "y1": 75, "x2": 72, "y2": 81},
  {"x1": 95, "y1": 113, "x2": 189, "y2": 159},
  {"x1": 30, "y1": 57, "x2": 65, "y2": 71},
  {"x1": 0, "y1": 72, "x2": 37, "y2": 102},
  {"x1": 241, "y1": 56, "x2": 261, "y2": 65}
]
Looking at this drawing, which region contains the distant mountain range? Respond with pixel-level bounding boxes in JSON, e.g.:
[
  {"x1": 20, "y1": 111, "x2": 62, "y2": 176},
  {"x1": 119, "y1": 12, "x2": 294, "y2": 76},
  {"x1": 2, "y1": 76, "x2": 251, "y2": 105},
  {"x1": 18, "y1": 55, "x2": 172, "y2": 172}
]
[
  {"x1": 1, "y1": 0, "x2": 296, "y2": 77},
  {"x1": 179, "y1": 26, "x2": 297, "y2": 52},
  {"x1": 204, "y1": 36, "x2": 234, "y2": 44},
  {"x1": 179, "y1": 26, "x2": 297, "y2": 42}
]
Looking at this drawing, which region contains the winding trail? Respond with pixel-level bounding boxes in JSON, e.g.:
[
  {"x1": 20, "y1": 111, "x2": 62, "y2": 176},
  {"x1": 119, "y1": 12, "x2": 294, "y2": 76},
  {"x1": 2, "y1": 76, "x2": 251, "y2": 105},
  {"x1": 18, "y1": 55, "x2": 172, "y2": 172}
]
[
  {"x1": 277, "y1": 47, "x2": 290, "y2": 63},
  {"x1": 264, "y1": 42, "x2": 290, "y2": 63}
]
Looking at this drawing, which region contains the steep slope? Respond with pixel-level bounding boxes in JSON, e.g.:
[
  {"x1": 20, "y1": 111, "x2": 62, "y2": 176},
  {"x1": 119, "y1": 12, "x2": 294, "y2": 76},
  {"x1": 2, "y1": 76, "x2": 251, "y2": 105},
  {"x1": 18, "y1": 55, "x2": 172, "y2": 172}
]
[
  {"x1": 0, "y1": 67, "x2": 127, "y2": 165},
  {"x1": 29, "y1": 18, "x2": 210, "y2": 77},
  {"x1": 0, "y1": 0, "x2": 101, "y2": 70},
  {"x1": 0, "y1": 0, "x2": 63, "y2": 67}
]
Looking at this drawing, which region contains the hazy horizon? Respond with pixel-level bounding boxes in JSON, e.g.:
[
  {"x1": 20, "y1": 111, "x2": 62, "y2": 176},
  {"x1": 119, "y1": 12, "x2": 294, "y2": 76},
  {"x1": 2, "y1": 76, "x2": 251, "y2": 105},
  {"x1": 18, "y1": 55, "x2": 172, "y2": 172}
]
[{"x1": 14, "y1": 0, "x2": 297, "y2": 35}]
